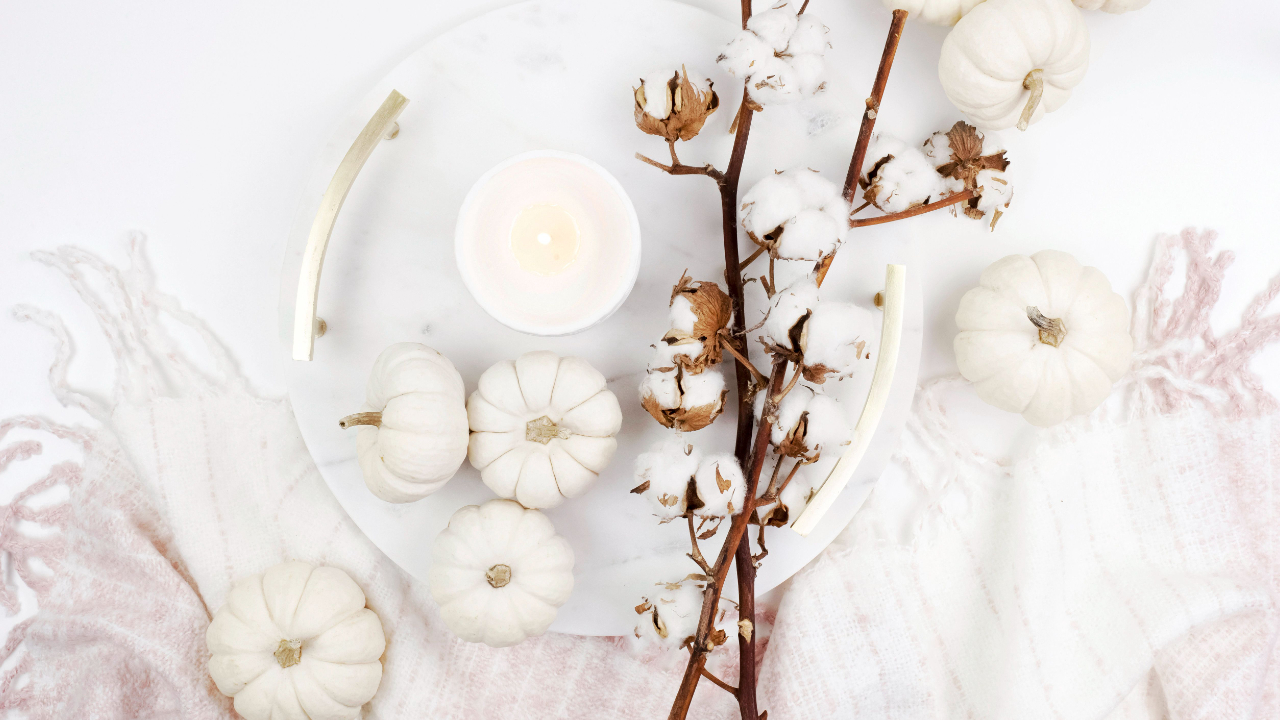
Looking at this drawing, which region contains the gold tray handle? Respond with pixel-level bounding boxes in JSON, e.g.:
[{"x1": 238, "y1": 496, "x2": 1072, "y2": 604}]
[{"x1": 292, "y1": 90, "x2": 409, "y2": 361}]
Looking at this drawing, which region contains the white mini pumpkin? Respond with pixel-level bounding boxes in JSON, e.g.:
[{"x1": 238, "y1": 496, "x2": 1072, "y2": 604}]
[
  {"x1": 206, "y1": 562, "x2": 385, "y2": 720},
  {"x1": 429, "y1": 499, "x2": 575, "y2": 647},
  {"x1": 467, "y1": 351, "x2": 622, "y2": 509},
  {"x1": 340, "y1": 342, "x2": 469, "y2": 503},
  {"x1": 884, "y1": 0, "x2": 986, "y2": 26},
  {"x1": 954, "y1": 250, "x2": 1133, "y2": 427},
  {"x1": 939, "y1": 0, "x2": 1090, "y2": 131}
]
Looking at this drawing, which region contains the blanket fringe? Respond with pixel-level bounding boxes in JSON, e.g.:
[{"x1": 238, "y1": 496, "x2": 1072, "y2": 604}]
[{"x1": 0, "y1": 232, "x2": 237, "y2": 701}]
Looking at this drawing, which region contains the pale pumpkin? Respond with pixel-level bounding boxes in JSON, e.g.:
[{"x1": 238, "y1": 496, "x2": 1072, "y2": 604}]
[
  {"x1": 339, "y1": 342, "x2": 469, "y2": 503},
  {"x1": 467, "y1": 351, "x2": 622, "y2": 509},
  {"x1": 884, "y1": 0, "x2": 986, "y2": 26},
  {"x1": 954, "y1": 250, "x2": 1132, "y2": 427},
  {"x1": 429, "y1": 499, "x2": 575, "y2": 647},
  {"x1": 939, "y1": 0, "x2": 1090, "y2": 131},
  {"x1": 206, "y1": 562, "x2": 385, "y2": 720}
]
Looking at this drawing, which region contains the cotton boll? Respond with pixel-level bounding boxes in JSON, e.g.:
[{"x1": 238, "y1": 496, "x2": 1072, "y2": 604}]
[
  {"x1": 745, "y1": 6, "x2": 799, "y2": 52},
  {"x1": 922, "y1": 131, "x2": 953, "y2": 168},
  {"x1": 639, "y1": 71, "x2": 676, "y2": 119},
  {"x1": 788, "y1": 53, "x2": 826, "y2": 95},
  {"x1": 861, "y1": 133, "x2": 911, "y2": 177},
  {"x1": 648, "y1": 343, "x2": 701, "y2": 372},
  {"x1": 634, "y1": 579, "x2": 706, "y2": 649},
  {"x1": 772, "y1": 386, "x2": 815, "y2": 446},
  {"x1": 864, "y1": 145, "x2": 945, "y2": 213},
  {"x1": 778, "y1": 472, "x2": 817, "y2": 518},
  {"x1": 741, "y1": 173, "x2": 806, "y2": 239},
  {"x1": 776, "y1": 209, "x2": 841, "y2": 260},
  {"x1": 680, "y1": 370, "x2": 726, "y2": 412},
  {"x1": 717, "y1": 31, "x2": 773, "y2": 79},
  {"x1": 764, "y1": 277, "x2": 820, "y2": 350},
  {"x1": 979, "y1": 131, "x2": 1005, "y2": 157},
  {"x1": 787, "y1": 15, "x2": 830, "y2": 55},
  {"x1": 717, "y1": 10, "x2": 830, "y2": 108},
  {"x1": 742, "y1": 171, "x2": 847, "y2": 261},
  {"x1": 633, "y1": 437, "x2": 701, "y2": 520},
  {"x1": 787, "y1": 167, "x2": 842, "y2": 209},
  {"x1": 744, "y1": 56, "x2": 800, "y2": 106},
  {"x1": 975, "y1": 170, "x2": 1013, "y2": 214},
  {"x1": 802, "y1": 395, "x2": 853, "y2": 452},
  {"x1": 639, "y1": 366, "x2": 680, "y2": 410},
  {"x1": 801, "y1": 301, "x2": 876, "y2": 379},
  {"x1": 669, "y1": 294, "x2": 698, "y2": 334},
  {"x1": 693, "y1": 454, "x2": 746, "y2": 518}
]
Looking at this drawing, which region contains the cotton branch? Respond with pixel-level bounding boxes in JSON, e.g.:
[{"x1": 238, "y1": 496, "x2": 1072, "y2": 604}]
[{"x1": 841, "y1": 9, "x2": 908, "y2": 202}]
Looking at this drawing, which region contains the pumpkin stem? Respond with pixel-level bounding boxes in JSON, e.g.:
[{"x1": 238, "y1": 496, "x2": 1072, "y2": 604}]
[
  {"x1": 1026, "y1": 306, "x2": 1067, "y2": 347},
  {"x1": 525, "y1": 416, "x2": 570, "y2": 444},
  {"x1": 339, "y1": 412, "x2": 382, "y2": 429},
  {"x1": 1018, "y1": 69, "x2": 1045, "y2": 132},
  {"x1": 486, "y1": 564, "x2": 512, "y2": 588},
  {"x1": 274, "y1": 638, "x2": 302, "y2": 668}
]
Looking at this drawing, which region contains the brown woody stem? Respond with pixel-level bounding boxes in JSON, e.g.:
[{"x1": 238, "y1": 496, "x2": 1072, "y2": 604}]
[
  {"x1": 635, "y1": 151, "x2": 725, "y2": 182},
  {"x1": 718, "y1": 329, "x2": 769, "y2": 389},
  {"x1": 841, "y1": 9, "x2": 908, "y2": 202},
  {"x1": 668, "y1": 41, "x2": 762, "y2": 720},
  {"x1": 1018, "y1": 69, "x2": 1044, "y2": 132},
  {"x1": 686, "y1": 514, "x2": 713, "y2": 575},
  {"x1": 701, "y1": 666, "x2": 739, "y2": 696},
  {"x1": 848, "y1": 189, "x2": 975, "y2": 229},
  {"x1": 338, "y1": 412, "x2": 382, "y2": 429}
]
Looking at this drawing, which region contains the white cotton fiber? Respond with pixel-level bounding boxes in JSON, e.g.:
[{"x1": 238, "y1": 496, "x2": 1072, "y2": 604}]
[
  {"x1": 639, "y1": 71, "x2": 674, "y2": 119},
  {"x1": 668, "y1": 294, "x2": 698, "y2": 334},
  {"x1": 764, "y1": 276, "x2": 821, "y2": 349},
  {"x1": 693, "y1": 454, "x2": 746, "y2": 518},
  {"x1": 680, "y1": 370, "x2": 725, "y2": 410},
  {"x1": 633, "y1": 437, "x2": 701, "y2": 520},
  {"x1": 802, "y1": 301, "x2": 876, "y2": 377}
]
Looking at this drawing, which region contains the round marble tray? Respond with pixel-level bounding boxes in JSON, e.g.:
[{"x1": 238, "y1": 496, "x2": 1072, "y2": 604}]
[{"x1": 278, "y1": 0, "x2": 922, "y2": 636}]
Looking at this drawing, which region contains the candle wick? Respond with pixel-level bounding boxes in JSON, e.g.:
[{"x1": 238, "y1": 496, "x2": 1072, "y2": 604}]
[{"x1": 537, "y1": 232, "x2": 552, "y2": 245}]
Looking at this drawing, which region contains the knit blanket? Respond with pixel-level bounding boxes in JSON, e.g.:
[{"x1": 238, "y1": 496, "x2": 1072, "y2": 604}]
[{"x1": 1, "y1": 229, "x2": 1276, "y2": 718}]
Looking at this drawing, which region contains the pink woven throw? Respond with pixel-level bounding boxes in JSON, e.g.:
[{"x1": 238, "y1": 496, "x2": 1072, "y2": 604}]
[{"x1": 1, "y1": 228, "x2": 1276, "y2": 719}]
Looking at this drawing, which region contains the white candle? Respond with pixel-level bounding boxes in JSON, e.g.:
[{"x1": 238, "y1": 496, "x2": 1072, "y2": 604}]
[{"x1": 455, "y1": 150, "x2": 641, "y2": 335}]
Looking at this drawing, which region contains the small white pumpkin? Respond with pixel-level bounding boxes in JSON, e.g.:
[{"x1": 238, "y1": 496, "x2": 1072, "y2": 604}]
[
  {"x1": 954, "y1": 250, "x2": 1133, "y2": 427},
  {"x1": 429, "y1": 499, "x2": 575, "y2": 647},
  {"x1": 206, "y1": 562, "x2": 385, "y2": 720},
  {"x1": 467, "y1": 351, "x2": 622, "y2": 509},
  {"x1": 939, "y1": 0, "x2": 1090, "y2": 131},
  {"x1": 1073, "y1": 0, "x2": 1149, "y2": 12},
  {"x1": 340, "y1": 342, "x2": 469, "y2": 503},
  {"x1": 884, "y1": 0, "x2": 986, "y2": 26}
]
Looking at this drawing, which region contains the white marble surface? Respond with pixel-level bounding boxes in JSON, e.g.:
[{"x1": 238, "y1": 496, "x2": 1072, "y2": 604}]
[
  {"x1": 279, "y1": 0, "x2": 922, "y2": 636},
  {"x1": 4, "y1": 0, "x2": 1278, "y2": 644}
]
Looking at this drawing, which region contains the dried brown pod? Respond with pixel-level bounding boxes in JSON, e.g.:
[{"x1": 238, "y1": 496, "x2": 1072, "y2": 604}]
[
  {"x1": 634, "y1": 66, "x2": 720, "y2": 143},
  {"x1": 929, "y1": 121, "x2": 1009, "y2": 219},
  {"x1": 664, "y1": 272, "x2": 733, "y2": 374}
]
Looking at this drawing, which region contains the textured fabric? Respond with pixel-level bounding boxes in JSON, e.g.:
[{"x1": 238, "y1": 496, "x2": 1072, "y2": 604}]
[{"x1": 0, "y1": 229, "x2": 1276, "y2": 719}]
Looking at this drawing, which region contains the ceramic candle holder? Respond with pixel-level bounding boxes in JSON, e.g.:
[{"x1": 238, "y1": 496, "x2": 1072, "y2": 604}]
[{"x1": 455, "y1": 150, "x2": 642, "y2": 336}]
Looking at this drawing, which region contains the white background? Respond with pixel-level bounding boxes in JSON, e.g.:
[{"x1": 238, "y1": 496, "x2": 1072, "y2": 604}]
[{"x1": 2, "y1": 0, "x2": 1279, "y2": 633}]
